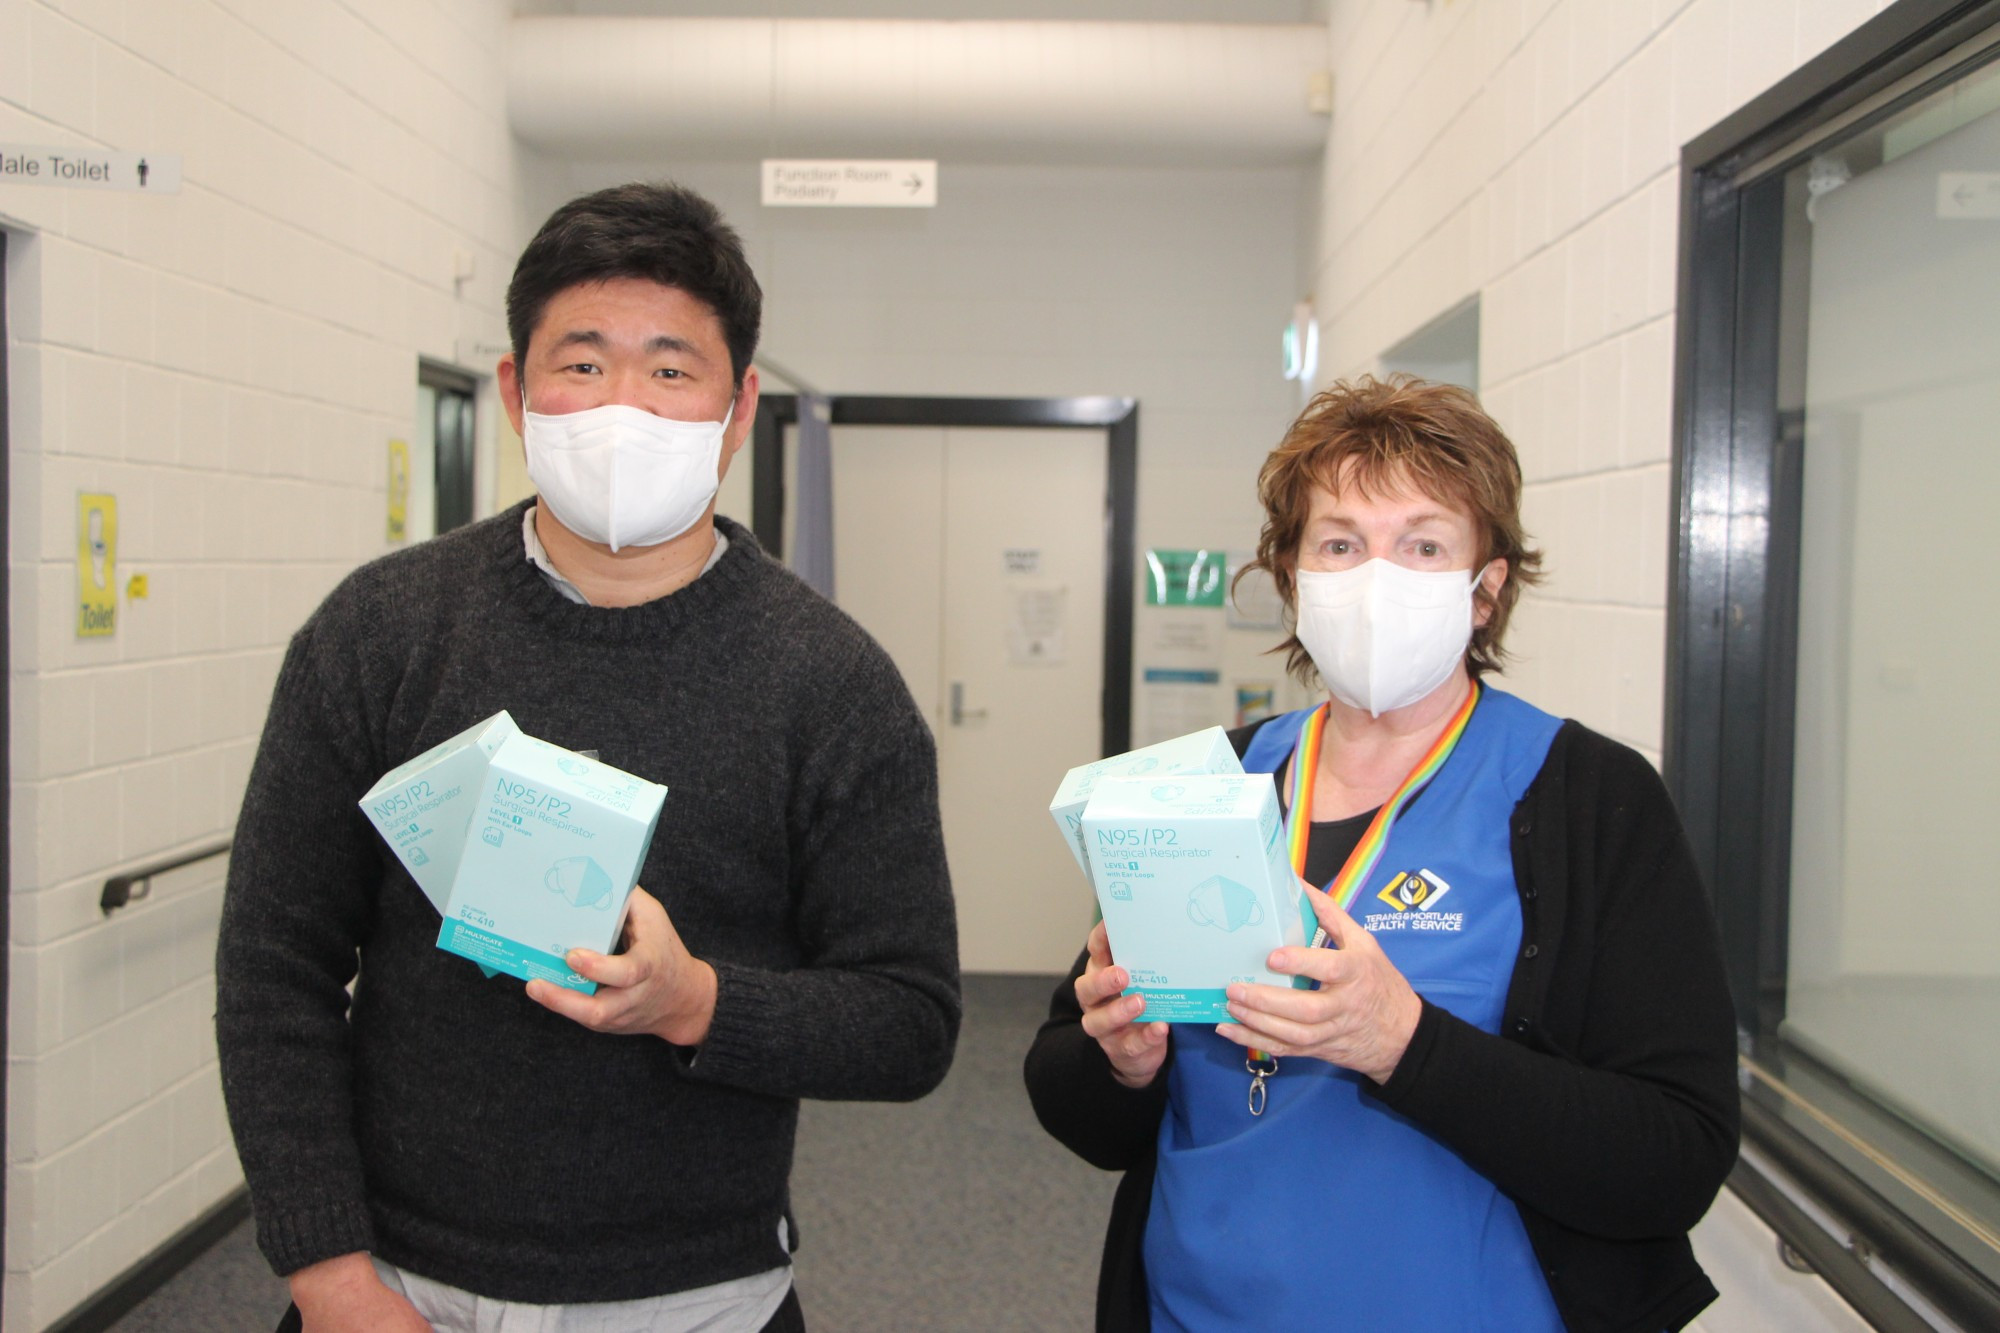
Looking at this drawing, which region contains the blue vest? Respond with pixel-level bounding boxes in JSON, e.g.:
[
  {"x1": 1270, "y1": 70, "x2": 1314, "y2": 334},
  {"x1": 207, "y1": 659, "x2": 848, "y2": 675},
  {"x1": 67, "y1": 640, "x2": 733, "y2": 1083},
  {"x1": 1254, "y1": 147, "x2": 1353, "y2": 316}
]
[{"x1": 1144, "y1": 687, "x2": 1565, "y2": 1333}]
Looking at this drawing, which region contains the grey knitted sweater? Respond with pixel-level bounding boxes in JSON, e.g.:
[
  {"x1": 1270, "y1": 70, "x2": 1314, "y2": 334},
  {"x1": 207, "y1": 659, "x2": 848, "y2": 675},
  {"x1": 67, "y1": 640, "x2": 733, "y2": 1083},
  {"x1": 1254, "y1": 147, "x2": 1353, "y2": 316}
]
[{"x1": 215, "y1": 505, "x2": 960, "y2": 1303}]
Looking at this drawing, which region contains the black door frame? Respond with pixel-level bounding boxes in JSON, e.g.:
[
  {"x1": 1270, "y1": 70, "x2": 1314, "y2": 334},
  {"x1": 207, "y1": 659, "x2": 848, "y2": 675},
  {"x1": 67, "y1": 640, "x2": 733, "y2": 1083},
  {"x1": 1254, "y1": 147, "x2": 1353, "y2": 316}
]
[{"x1": 752, "y1": 394, "x2": 1138, "y2": 758}]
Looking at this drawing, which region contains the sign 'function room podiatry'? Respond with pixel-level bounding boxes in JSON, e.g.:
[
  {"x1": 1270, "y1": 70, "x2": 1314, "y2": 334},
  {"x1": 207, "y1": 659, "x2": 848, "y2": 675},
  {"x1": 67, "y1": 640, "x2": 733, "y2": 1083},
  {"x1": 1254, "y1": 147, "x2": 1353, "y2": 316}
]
[
  {"x1": 762, "y1": 160, "x2": 937, "y2": 208},
  {"x1": 0, "y1": 144, "x2": 182, "y2": 194}
]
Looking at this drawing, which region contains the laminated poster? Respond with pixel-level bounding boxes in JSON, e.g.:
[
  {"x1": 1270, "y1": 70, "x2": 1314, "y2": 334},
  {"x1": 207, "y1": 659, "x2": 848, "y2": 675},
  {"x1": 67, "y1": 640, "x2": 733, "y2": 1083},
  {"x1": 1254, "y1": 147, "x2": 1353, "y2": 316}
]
[
  {"x1": 1143, "y1": 548, "x2": 1226, "y2": 607},
  {"x1": 76, "y1": 492, "x2": 117, "y2": 638},
  {"x1": 387, "y1": 439, "x2": 411, "y2": 542},
  {"x1": 1138, "y1": 551, "x2": 1227, "y2": 745},
  {"x1": 1235, "y1": 683, "x2": 1278, "y2": 727}
]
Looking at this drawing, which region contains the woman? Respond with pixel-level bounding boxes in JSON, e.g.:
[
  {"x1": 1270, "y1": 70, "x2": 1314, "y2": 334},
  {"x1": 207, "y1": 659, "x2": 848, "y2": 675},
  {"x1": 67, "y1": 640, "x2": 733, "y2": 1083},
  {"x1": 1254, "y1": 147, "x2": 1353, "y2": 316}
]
[{"x1": 1024, "y1": 376, "x2": 1739, "y2": 1332}]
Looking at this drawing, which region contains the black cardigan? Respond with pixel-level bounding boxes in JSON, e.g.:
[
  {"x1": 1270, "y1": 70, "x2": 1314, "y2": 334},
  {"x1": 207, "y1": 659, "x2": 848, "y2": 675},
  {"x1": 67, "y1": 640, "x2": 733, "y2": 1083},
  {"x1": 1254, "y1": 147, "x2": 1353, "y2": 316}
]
[{"x1": 1023, "y1": 719, "x2": 1740, "y2": 1333}]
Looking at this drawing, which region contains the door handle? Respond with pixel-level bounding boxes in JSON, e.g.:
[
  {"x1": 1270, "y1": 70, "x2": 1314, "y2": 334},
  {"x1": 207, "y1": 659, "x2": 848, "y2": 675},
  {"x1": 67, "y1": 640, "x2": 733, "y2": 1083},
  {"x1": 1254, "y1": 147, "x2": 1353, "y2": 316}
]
[{"x1": 950, "y1": 681, "x2": 988, "y2": 726}]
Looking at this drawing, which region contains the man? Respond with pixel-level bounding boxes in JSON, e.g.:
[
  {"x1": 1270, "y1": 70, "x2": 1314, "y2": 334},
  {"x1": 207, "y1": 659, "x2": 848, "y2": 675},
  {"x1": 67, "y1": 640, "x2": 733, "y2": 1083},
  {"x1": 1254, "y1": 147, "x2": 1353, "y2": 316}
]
[{"x1": 216, "y1": 182, "x2": 960, "y2": 1333}]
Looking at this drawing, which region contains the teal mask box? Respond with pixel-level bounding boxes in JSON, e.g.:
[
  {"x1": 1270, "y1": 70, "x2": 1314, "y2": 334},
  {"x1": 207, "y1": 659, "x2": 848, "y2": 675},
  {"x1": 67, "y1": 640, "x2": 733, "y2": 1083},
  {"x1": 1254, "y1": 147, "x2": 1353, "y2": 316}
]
[
  {"x1": 358, "y1": 711, "x2": 520, "y2": 915},
  {"x1": 1081, "y1": 773, "x2": 1312, "y2": 1022},
  {"x1": 1049, "y1": 727, "x2": 1241, "y2": 887},
  {"x1": 437, "y1": 734, "x2": 668, "y2": 993}
]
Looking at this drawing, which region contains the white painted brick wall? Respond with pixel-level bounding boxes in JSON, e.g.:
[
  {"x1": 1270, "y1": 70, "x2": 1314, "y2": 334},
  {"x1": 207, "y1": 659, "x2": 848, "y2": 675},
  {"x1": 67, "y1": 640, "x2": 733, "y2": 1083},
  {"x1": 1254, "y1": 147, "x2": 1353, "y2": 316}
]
[
  {"x1": 1316, "y1": 0, "x2": 1897, "y2": 759},
  {"x1": 4, "y1": 2, "x2": 519, "y2": 1327}
]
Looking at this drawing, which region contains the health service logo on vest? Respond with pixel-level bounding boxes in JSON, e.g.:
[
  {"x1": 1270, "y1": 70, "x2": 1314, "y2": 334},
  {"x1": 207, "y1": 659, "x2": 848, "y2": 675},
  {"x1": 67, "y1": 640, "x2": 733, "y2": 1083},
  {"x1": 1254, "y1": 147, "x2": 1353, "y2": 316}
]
[{"x1": 1365, "y1": 869, "x2": 1465, "y2": 933}]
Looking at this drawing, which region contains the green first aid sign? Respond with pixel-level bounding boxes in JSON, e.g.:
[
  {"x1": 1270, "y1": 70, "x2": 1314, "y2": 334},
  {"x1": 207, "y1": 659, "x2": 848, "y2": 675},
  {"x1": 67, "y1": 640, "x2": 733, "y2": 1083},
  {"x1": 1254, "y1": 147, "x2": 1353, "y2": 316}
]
[{"x1": 1144, "y1": 549, "x2": 1226, "y2": 608}]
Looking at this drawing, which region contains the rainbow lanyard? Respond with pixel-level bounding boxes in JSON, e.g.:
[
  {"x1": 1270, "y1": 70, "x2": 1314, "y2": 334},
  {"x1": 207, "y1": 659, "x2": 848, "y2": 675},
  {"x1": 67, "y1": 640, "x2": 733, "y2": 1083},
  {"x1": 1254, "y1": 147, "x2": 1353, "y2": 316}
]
[
  {"x1": 1244, "y1": 682, "x2": 1481, "y2": 1114},
  {"x1": 1288, "y1": 680, "x2": 1481, "y2": 929}
]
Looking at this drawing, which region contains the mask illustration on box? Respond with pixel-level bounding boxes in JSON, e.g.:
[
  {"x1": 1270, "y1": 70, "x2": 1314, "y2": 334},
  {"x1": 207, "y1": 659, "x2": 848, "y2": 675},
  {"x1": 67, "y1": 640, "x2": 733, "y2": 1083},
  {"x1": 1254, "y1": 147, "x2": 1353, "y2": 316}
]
[
  {"x1": 546, "y1": 856, "x2": 615, "y2": 910},
  {"x1": 1187, "y1": 875, "x2": 1265, "y2": 932}
]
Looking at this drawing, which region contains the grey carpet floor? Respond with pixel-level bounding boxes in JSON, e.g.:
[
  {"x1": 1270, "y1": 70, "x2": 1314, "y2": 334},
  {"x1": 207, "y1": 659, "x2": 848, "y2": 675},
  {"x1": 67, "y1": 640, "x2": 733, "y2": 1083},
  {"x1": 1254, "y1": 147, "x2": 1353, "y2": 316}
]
[{"x1": 110, "y1": 973, "x2": 1113, "y2": 1332}]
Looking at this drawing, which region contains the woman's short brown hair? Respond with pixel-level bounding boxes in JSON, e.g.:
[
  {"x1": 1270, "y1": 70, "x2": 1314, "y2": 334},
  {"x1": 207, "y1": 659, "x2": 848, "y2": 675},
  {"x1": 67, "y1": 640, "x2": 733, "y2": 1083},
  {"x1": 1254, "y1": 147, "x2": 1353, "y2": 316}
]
[{"x1": 1244, "y1": 374, "x2": 1543, "y2": 686}]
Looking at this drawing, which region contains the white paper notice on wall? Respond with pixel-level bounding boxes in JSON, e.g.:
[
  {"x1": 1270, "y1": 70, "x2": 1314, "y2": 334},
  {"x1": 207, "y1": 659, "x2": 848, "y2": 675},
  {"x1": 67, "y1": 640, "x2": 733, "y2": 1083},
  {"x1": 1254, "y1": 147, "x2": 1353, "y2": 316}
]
[
  {"x1": 1937, "y1": 172, "x2": 2000, "y2": 219},
  {"x1": 1139, "y1": 670, "x2": 1222, "y2": 747},
  {"x1": 1136, "y1": 612, "x2": 1226, "y2": 744},
  {"x1": 762, "y1": 160, "x2": 937, "y2": 207},
  {"x1": 1144, "y1": 611, "x2": 1223, "y2": 671},
  {"x1": 1009, "y1": 587, "x2": 1067, "y2": 666},
  {"x1": 0, "y1": 144, "x2": 181, "y2": 193},
  {"x1": 1225, "y1": 550, "x2": 1285, "y2": 631}
]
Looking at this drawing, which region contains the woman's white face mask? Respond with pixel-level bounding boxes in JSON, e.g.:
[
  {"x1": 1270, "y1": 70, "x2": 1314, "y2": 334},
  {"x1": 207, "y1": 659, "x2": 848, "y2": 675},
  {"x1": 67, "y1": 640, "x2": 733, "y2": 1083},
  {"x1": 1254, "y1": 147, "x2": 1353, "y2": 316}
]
[
  {"x1": 1293, "y1": 559, "x2": 1490, "y2": 717},
  {"x1": 522, "y1": 395, "x2": 732, "y2": 552}
]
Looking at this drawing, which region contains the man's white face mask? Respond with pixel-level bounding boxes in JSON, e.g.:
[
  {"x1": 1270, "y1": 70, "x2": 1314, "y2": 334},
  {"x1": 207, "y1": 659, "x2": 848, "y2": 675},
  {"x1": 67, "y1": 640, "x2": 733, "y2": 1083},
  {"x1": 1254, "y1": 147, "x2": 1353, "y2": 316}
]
[
  {"x1": 1293, "y1": 559, "x2": 1490, "y2": 717},
  {"x1": 522, "y1": 394, "x2": 732, "y2": 552}
]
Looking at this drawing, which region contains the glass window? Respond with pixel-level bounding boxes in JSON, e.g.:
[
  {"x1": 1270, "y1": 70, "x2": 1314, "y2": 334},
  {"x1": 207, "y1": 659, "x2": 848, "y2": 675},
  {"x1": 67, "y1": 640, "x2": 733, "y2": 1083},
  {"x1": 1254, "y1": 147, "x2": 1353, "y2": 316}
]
[
  {"x1": 1778, "y1": 54, "x2": 2000, "y2": 1275},
  {"x1": 1379, "y1": 296, "x2": 1479, "y2": 393},
  {"x1": 1672, "y1": 12, "x2": 2000, "y2": 1322}
]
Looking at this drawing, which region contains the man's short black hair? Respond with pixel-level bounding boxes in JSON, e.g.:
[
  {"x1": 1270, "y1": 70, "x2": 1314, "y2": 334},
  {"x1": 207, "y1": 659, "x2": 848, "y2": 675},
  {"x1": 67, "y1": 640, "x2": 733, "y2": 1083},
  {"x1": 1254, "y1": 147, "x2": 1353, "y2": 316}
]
[{"x1": 506, "y1": 182, "x2": 762, "y2": 386}]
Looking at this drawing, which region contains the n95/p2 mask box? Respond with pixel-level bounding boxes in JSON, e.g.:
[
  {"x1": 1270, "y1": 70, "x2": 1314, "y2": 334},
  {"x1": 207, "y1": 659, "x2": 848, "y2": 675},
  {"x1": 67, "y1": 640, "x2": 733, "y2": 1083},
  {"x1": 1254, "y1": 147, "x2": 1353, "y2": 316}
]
[
  {"x1": 358, "y1": 711, "x2": 520, "y2": 915},
  {"x1": 1082, "y1": 773, "x2": 1312, "y2": 1022},
  {"x1": 1049, "y1": 727, "x2": 1242, "y2": 887},
  {"x1": 437, "y1": 734, "x2": 668, "y2": 994}
]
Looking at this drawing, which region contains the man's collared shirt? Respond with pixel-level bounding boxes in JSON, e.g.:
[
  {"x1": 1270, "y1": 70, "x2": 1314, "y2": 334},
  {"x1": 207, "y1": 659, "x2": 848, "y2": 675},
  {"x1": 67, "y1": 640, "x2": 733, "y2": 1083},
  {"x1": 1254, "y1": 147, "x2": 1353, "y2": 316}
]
[{"x1": 523, "y1": 504, "x2": 729, "y2": 605}]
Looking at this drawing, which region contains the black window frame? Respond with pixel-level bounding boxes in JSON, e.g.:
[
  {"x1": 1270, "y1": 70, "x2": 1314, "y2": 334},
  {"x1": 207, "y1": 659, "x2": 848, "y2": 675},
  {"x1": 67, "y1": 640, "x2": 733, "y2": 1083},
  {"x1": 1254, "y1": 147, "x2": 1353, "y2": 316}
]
[
  {"x1": 1668, "y1": 1, "x2": 2000, "y2": 1326},
  {"x1": 419, "y1": 361, "x2": 479, "y2": 536}
]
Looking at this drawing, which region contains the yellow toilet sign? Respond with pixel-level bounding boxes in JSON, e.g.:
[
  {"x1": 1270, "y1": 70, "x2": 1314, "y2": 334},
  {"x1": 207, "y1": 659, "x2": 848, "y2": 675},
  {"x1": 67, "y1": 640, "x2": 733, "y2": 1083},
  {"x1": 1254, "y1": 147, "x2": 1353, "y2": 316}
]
[
  {"x1": 77, "y1": 492, "x2": 117, "y2": 637},
  {"x1": 387, "y1": 438, "x2": 410, "y2": 542}
]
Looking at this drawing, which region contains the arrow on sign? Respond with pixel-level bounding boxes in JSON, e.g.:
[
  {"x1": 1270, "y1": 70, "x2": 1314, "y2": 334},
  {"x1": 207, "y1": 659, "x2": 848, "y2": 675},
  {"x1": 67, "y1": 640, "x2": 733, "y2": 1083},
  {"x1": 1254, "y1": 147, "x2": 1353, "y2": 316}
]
[
  {"x1": 762, "y1": 159, "x2": 937, "y2": 208},
  {"x1": 1938, "y1": 171, "x2": 2000, "y2": 220}
]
